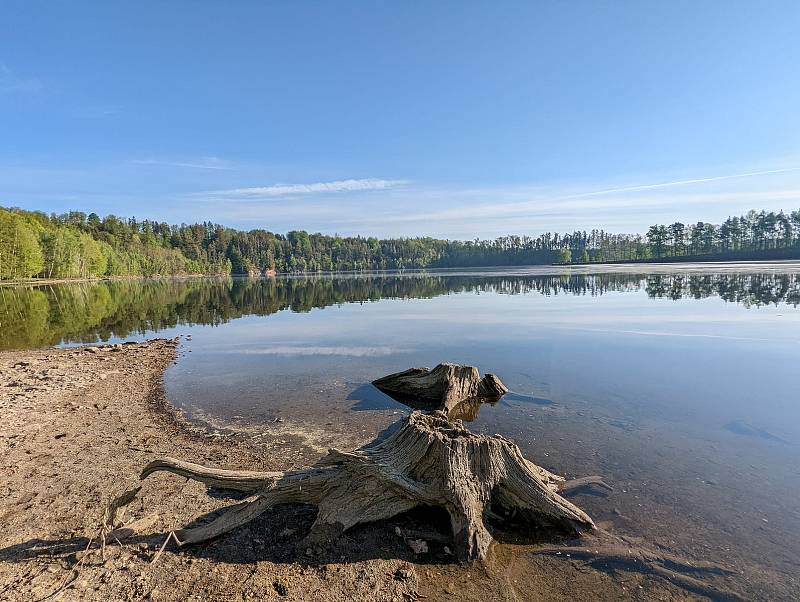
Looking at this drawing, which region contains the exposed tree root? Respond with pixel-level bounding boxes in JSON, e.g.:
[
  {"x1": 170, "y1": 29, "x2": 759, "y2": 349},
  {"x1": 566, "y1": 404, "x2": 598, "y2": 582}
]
[
  {"x1": 139, "y1": 410, "x2": 593, "y2": 561},
  {"x1": 125, "y1": 362, "x2": 743, "y2": 600}
]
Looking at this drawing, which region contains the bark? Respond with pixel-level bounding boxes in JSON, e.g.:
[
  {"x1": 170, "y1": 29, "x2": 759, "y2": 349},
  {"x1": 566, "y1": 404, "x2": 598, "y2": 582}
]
[
  {"x1": 139, "y1": 411, "x2": 593, "y2": 561},
  {"x1": 121, "y1": 362, "x2": 741, "y2": 598},
  {"x1": 372, "y1": 363, "x2": 509, "y2": 415}
]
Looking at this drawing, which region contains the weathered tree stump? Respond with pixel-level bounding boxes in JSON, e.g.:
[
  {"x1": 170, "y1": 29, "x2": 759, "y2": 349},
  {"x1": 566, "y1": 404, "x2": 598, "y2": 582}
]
[
  {"x1": 139, "y1": 411, "x2": 593, "y2": 561},
  {"x1": 372, "y1": 363, "x2": 508, "y2": 415},
  {"x1": 118, "y1": 362, "x2": 738, "y2": 597}
]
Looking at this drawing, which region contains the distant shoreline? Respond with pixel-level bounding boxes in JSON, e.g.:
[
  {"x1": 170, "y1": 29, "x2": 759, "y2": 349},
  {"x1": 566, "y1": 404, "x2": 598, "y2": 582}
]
[
  {"x1": 3, "y1": 256, "x2": 800, "y2": 287},
  {"x1": 0, "y1": 273, "x2": 229, "y2": 288}
]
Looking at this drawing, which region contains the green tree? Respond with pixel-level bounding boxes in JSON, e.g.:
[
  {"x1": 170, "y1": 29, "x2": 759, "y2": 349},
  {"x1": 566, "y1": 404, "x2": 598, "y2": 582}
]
[
  {"x1": 646, "y1": 225, "x2": 668, "y2": 258},
  {"x1": 0, "y1": 210, "x2": 44, "y2": 279}
]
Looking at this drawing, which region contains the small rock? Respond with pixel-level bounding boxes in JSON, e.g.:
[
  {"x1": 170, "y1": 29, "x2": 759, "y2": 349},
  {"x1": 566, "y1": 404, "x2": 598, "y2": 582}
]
[
  {"x1": 407, "y1": 539, "x2": 428, "y2": 554},
  {"x1": 394, "y1": 565, "x2": 414, "y2": 581}
]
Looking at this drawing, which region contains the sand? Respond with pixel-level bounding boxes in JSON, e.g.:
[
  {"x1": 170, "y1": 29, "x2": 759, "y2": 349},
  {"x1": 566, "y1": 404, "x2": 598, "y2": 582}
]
[{"x1": 0, "y1": 339, "x2": 767, "y2": 601}]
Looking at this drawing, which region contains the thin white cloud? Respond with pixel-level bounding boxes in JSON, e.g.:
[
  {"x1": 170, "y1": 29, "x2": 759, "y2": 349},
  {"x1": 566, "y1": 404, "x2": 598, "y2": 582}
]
[
  {"x1": 0, "y1": 63, "x2": 42, "y2": 93},
  {"x1": 166, "y1": 162, "x2": 800, "y2": 238},
  {"x1": 215, "y1": 178, "x2": 407, "y2": 198},
  {"x1": 548, "y1": 166, "x2": 800, "y2": 201},
  {"x1": 132, "y1": 157, "x2": 233, "y2": 170},
  {"x1": 365, "y1": 188, "x2": 800, "y2": 227},
  {"x1": 367, "y1": 167, "x2": 800, "y2": 226}
]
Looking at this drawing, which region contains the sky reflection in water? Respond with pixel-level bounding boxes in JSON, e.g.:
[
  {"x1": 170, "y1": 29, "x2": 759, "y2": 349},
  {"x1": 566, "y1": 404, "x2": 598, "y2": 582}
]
[{"x1": 4, "y1": 266, "x2": 800, "y2": 589}]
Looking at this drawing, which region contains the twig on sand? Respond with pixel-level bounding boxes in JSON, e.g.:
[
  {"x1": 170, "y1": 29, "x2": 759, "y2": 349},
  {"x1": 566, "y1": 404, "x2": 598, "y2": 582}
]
[
  {"x1": 150, "y1": 531, "x2": 178, "y2": 565},
  {"x1": 36, "y1": 535, "x2": 95, "y2": 602}
]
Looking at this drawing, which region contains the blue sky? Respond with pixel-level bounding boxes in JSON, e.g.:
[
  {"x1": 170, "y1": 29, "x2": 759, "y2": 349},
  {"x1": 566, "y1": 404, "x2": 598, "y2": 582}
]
[{"x1": 2, "y1": 1, "x2": 800, "y2": 238}]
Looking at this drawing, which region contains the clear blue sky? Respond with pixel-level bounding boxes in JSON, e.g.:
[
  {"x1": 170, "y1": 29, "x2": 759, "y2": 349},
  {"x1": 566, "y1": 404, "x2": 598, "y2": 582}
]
[{"x1": 2, "y1": 1, "x2": 799, "y2": 238}]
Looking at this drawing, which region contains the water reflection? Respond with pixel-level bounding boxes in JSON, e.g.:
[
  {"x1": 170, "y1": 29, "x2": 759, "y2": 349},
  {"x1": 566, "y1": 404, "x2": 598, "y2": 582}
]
[{"x1": 2, "y1": 270, "x2": 800, "y2": 350}]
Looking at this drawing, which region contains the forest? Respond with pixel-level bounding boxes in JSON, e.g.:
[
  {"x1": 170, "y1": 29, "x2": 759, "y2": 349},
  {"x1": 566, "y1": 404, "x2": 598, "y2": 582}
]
[{"x1": 2, "y1": 205, "x2": 800, "y2": 281}]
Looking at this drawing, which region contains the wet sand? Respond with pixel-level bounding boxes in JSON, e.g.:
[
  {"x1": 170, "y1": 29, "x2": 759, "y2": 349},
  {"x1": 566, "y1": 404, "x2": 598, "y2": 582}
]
[{"x1": 0, "y1": 339, "x2": 795, "y2": 600}]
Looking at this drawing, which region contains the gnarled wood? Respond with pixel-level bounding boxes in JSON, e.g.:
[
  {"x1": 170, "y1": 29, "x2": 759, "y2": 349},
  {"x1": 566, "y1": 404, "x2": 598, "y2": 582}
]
[
  {"x1": 122, "y1": 362, "x2": 742, "y2": 598},
  {"x1": 139, "y1": 411, "x2": 593, "y2": 561},
  {"x1": 372, "y1": 363, "x2": 508, "y2": 415}
]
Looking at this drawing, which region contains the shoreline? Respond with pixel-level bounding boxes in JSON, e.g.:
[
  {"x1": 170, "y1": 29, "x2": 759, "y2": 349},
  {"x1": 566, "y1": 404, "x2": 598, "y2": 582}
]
[
  {"x1": 0, "y1": 340, "x2": 757, "y2": 600},
  {"x1": 0, "y1": 273, "x2": 231, "y2": 288},
  {"x1": 4, "y1": 256, "x2": 800, "y2": 287},
  {"x1": 0, "y1": 339, "x2": 427, "y2": 601}
]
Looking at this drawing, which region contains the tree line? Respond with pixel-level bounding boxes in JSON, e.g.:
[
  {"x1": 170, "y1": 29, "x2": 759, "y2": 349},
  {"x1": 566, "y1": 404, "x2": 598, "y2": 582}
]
[{"x1": 2, "y1": 205, "x2": 800, "y2": 280}]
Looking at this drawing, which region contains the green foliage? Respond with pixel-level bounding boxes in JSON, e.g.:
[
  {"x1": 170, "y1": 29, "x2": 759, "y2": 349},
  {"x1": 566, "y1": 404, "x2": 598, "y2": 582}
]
[
  {"x1": 2, "y1": 205, "x2": 800, "y2": 281},
  {"x1": 0, "y1": 209, "x2": 45, "y2": 279}
]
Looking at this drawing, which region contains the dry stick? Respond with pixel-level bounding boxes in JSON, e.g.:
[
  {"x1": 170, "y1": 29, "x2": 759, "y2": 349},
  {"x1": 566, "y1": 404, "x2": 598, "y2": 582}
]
[
  {"x1": 150, "y1": 531, "x2": 178, "y2": 565},
  {"x1": 36, "y1": 534, "x2": 96, "y2": 602},
  {"x1": 100, "y1": 486, "x2": 142, "y2": 562}
]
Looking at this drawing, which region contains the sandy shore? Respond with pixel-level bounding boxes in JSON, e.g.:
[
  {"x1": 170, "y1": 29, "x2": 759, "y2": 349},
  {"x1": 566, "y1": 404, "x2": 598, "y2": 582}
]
[{"x1": 0, "y1": 340, "x2": 748, "y2": 601}]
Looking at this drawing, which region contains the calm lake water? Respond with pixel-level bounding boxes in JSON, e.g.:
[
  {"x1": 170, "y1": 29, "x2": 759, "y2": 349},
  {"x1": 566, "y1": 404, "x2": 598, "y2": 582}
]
[{"x1": 3, "y1": 263, "x2": 800, "y2": 598}]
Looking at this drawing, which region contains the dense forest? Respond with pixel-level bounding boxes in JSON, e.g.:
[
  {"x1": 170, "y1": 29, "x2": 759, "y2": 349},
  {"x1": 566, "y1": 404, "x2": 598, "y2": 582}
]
[
  {"x1": 2, "y1": 271, "x2": 797, "y2": 350},
  {"x1": 2, "y1": 206, "x2": 800, "y2": 281}
]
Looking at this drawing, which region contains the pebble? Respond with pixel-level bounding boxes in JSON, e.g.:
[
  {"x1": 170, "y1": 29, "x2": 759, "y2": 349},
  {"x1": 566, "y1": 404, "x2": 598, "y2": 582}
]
[{"x1": 394, "y1": 566, "x2": 414, "y2": 581}]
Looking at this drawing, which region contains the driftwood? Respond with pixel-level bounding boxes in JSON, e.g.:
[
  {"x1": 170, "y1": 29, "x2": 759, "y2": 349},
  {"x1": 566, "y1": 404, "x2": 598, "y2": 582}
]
[
  {"x1": 372, "y1": 363, "x2": 508, "y2": 415},
  {"x1": 140, "y1": 411, "x2": 593, "y2": 561}
]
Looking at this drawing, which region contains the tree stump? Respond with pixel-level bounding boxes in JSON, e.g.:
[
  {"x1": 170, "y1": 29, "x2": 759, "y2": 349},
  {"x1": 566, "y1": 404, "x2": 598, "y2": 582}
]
[
  {"x1": 372, "y1": 363, "x2": 508, "y2": 416},
  {"x1": 139, "y1": 410, "x2": 594, "y2": 561}
]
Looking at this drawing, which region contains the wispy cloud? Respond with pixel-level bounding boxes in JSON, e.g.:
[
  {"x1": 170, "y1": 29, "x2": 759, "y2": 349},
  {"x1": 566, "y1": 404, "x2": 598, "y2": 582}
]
[
  {"x1": 545, "y1": 166, "x2": 800, "y2": 201},
  {"x1": 369, "y1": 167, "x2": 800, "y2": 226},
  {"x1": 6, "y1": 157, "x2": 800, "y2": 240},
  {"x1": 132, "y1": 157, "x2": 233, "y2": 170},
  {"x1": 164, "y1": 162, "x2": 800, "y2": 238},
  {"x1": 212, "y1": 178, "x2": 407, "y2": 198},
  {"x1": 0, "y1": 63, "x2": 42, "y2": 94}
]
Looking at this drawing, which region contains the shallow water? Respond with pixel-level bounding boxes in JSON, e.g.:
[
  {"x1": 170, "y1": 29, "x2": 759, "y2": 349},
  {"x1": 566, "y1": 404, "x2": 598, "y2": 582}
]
[{"x1": 3, "y1": 263, "x2": 800, "y2": 597}]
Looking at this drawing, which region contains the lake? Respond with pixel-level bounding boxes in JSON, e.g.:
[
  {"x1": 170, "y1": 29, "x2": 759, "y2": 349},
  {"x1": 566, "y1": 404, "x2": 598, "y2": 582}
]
[{"x1": 2, "y1": 263, "x2": 799, "y2": 598}]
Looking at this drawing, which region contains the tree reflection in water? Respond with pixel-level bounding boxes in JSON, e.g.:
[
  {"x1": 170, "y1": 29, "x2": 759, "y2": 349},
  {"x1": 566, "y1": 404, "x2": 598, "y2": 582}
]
[{"x1": 2, "y1": 271, "x2": 798, "y2": 350}]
